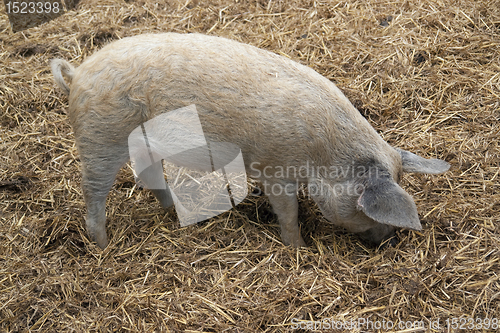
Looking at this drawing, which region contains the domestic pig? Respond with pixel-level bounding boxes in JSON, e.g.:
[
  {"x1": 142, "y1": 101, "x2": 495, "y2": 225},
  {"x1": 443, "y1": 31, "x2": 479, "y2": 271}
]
[{"x1": 50, "y1": 33, "x2": 449, "y2": 249}]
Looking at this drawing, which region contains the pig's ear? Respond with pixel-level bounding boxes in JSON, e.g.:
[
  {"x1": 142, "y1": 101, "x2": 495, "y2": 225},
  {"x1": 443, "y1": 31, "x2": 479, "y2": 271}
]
[
  {"x1": 357, "y1": 173, "x2": 422, "y2": 230},
  {"x1": 396, "y1": 148, "x2": 450, "y2": 174}
]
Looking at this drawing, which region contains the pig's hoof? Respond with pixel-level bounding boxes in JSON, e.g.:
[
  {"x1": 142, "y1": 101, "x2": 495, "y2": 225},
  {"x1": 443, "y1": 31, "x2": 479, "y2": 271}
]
[
  {"x1": 297, "y1": 238, "x2": 307, "y2": 248},
  {"x1": 285, "y1": 237, "x2": 307, "y2": 248},
  {"x1": 91, "y1": 232, "x2": 108, "y2": 249}
]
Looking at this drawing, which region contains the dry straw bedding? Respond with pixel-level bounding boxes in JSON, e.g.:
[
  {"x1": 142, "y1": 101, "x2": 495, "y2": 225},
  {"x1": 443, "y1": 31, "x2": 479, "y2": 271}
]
[{"x1": 1, "y1": 0, "x2": 499, "y2": 331}]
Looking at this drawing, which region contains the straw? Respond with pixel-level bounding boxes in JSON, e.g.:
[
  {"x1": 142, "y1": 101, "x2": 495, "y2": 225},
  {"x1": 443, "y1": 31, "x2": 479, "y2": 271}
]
[{"x1": 1, "y1": 0, "x2": 499, "y2": 331}]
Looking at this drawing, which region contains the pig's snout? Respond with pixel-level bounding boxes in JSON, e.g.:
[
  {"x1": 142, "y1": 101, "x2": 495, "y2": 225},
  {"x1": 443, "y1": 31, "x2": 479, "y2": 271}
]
[{"x1": 357, "y1": 224, "x2": 397, "y2": 247}]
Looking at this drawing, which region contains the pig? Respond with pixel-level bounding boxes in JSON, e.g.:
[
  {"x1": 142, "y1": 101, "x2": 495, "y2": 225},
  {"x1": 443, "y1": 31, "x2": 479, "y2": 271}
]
[{"x1": 50, "y1": 33, "x2": 449, "y2": 249}]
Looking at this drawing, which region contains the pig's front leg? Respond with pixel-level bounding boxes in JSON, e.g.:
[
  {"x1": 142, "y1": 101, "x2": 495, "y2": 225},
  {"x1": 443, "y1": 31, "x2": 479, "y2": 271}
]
[{"x1": 266, "y1": 182, "x2": 306, "y2": 247}]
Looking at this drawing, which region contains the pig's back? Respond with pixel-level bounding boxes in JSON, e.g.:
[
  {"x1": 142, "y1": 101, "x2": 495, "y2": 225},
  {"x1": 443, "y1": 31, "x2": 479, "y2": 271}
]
[{"x1": 69, "y1": 33, "x2": 383, "y2": 168}]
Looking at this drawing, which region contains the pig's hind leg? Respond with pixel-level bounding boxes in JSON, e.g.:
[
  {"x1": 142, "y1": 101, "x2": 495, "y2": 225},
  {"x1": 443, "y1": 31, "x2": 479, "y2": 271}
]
[
  {"x1": 136, "y1": 160, "x2": 174, "y2": 209},
  {"x1": 80, "y1": 143, "x2": 174, "y2": 248},
  {"x1": 79, "y1": 141, "x2": 130, "y2": 249}
]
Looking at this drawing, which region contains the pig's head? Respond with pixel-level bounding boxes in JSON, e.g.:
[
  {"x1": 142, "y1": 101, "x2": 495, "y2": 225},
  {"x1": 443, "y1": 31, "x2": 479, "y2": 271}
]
[{"x1": 310, "y1": 148, "x2": 450, "y2": 245}]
